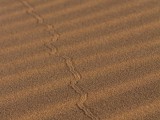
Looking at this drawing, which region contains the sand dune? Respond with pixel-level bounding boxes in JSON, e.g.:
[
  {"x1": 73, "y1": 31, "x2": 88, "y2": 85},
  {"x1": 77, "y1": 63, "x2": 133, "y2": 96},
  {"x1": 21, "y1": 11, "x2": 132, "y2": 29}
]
[{"x1": 0, "y1": 0, "x2": 160, "y2": 120}]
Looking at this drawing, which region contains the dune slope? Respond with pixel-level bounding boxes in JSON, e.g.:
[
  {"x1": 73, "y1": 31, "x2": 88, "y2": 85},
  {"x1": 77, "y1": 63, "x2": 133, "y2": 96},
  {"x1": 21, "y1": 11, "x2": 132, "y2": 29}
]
[{"x1": 0, "y1": 0, "x2": 160, "y2": 120}]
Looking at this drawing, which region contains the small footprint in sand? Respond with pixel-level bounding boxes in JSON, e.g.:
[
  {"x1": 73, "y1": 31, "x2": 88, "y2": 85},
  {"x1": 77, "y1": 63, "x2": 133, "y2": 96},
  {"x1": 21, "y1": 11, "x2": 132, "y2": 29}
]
[{"x1": 44, "y1": 43, "x2": 57, "y2": 55}]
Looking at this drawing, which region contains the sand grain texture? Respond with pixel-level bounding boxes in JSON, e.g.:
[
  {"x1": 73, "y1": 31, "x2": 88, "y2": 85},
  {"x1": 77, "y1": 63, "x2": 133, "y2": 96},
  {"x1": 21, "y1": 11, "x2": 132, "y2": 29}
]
[{"x1": 0, "y1": 0, "x2": 160, "y2": 120}]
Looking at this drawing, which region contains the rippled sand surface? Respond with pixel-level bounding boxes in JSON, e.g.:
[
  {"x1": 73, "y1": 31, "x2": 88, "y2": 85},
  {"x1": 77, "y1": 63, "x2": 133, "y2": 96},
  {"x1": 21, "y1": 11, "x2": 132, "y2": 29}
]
[{"x1": 0, "y1": 0, "x2": 160, "y2": 120}]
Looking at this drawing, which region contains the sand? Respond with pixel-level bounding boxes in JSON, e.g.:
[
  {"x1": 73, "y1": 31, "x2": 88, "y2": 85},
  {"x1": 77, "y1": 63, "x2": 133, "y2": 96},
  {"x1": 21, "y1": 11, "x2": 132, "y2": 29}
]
[{"x1": 0, "y1": 0, "x2": 160, "y2": 120}]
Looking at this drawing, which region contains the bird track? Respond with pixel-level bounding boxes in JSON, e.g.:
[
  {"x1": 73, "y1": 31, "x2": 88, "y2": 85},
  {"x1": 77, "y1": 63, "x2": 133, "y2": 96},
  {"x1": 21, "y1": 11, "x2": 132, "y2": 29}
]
[{"x1": 19, "y1": 0, "x2": 99, "y2": 119}]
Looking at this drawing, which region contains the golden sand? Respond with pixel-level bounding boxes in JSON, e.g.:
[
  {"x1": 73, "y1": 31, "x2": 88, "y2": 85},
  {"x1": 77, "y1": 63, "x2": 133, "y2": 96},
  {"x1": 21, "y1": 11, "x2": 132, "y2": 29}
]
[{"x1": 0, "y1": 0, "x2": 160, "y2": 120}]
